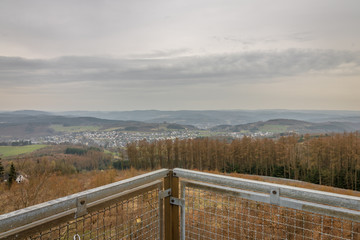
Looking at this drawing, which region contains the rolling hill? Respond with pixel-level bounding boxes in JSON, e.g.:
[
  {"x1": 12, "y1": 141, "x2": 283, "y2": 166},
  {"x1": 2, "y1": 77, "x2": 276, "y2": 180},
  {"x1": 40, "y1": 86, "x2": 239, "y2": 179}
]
[
  {"x1": 211, "y1": 119, "x2": 360, "y2": 134},
  {"x1": 56, "y1": 109, "x2": 360, "y2": 128},
  {"x1": 0, "y1": 112, "x2": 196, "y2": 140},
  {"x1": 1, "y1": 110, "x2": 360, "y2": 140}
]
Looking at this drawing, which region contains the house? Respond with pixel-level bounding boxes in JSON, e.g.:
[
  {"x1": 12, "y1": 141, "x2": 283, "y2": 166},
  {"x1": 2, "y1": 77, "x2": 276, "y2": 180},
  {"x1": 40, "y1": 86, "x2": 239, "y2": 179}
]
[{"x1": 16, "y1": 174, "x2": 28, "y2": 183}]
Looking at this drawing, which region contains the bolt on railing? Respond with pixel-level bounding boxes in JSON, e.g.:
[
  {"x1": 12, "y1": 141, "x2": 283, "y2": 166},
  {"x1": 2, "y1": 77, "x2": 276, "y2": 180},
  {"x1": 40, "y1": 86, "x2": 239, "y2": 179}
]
[{"x1": 1, "y1": 168, "x2": 360, "y2": 239}]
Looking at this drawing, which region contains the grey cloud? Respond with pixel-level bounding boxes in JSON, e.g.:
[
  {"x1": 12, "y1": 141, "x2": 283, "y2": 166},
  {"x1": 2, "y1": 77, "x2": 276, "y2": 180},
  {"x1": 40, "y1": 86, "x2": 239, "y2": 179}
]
[
  {"x1": 218, "y1": 32, "x2": 313, "y2": 47},
  {"x1": 287, "y1": 32, "x2": 314, "y2": 42},
  {"x1": 1, "y1": 49, "x2": 360, "y2": 88},
  {"x1": 131, "y1": 49, "x2": 192, "y2": 59}
]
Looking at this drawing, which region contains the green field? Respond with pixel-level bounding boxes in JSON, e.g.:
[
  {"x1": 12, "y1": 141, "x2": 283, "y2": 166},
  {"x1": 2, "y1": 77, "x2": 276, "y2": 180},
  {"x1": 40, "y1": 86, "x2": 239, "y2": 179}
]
[
  {"x1": 0, "y1": 145, "x2": 48, "y2": 158},
  {"x1": 104, "y1": 149, "x2": 115, "y2": 155},
  {"x1": 50, "y1": 124, "x2": 102, "y2": 132},
  {"x1": 259, "y1": 124, "x2": 289, "y2": 133}
]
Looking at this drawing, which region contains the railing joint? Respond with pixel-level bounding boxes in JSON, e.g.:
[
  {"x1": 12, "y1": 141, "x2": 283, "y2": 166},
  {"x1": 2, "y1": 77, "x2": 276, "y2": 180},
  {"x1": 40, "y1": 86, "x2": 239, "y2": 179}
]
[
  {"x1": 75, "y1": 196, "x2": 88, "y2": 218},
  {"x1": 159, "y1": 188, "x2": 172, "y2": 199},
  {"x1": 270, "y1": 187, "x2": 280, "y2": 206},
  {"x1": 170, "y1": 197, "x2": 185, "y2": 207}
]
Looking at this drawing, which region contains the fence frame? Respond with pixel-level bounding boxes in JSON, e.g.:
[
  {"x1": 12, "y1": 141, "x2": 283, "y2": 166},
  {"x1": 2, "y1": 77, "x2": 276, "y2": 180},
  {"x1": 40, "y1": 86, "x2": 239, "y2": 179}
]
[
  {"x1": 173, "y1": 168, "x2": 360, "y2": 211},
  {"x1": 0, "y1": 169, "x2": 169, "y2": 239},
  {"x1": 1, "y1": 168, "x2": 360, "y2": 239},
  {"x1": 173, "y1": 168, "x2": 360, "y2": 239}
]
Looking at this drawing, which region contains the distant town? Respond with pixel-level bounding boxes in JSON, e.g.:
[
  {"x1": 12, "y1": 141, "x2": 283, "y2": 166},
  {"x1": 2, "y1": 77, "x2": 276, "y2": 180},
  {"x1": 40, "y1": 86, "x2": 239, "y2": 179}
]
[
  {"x1": 2, "y1": 109, "x2": 360, "y2": 149},
  {"x1": 3, "y1": 130, "x2": 275, "y2": 148}
]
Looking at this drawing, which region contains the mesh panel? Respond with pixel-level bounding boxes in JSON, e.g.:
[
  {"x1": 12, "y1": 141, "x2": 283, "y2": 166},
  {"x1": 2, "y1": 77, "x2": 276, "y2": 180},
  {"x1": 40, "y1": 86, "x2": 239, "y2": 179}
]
[
  {"x1": 26, "y1": 188, "x2": 160, "y2": 240},
  {"x1": 184, "y1": 186, "x2": 360, "y2": 240},
  {"x1": 3, "y1": 170, "x2": 360, "y2": 240}
]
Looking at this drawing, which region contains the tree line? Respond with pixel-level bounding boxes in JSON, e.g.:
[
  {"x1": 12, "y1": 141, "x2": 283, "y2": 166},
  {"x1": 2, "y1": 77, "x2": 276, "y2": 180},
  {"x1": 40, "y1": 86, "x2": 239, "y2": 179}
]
[
  {"x1": 126, "y1": 132, "x2": 360, "y2": 190},
  {"x1": 0, "y1": 140, "x2": 32, "y2": 146}
]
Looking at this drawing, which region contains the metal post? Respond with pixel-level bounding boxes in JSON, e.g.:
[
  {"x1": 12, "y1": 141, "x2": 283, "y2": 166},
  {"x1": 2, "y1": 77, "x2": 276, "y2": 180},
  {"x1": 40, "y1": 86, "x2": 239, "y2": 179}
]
[
  {"x1": 164, "y1": 170, "x2": 180, "y2": 240},
  {"x1": 180, "y1": 183, "x2": 186, "y2": 240},
  {"x1": 164, "y1": 170, "x2": 172, "y2": 240},
  {"x1": 171, "y1": 172, "x2": 180, "y2": 240},
  {"x1": 160, "y1": 181, "x2": 164, "y2": 240}
]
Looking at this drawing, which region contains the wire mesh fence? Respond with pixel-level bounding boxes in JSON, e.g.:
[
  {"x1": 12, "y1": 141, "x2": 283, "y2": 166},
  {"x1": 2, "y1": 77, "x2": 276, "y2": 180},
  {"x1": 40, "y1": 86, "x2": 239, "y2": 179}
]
[
  {"x1": 183, "y1": 184, "x2": 360, "y2": 240},
  {"x1": 23, "y1": 187, "x2": 160, "y2": 240},
  {"x1": 0, "y1": 170, "x2": 169, "y2": 240},
  {"x1": 1, "y1": 168, "x2": 360, "y2": 240}
]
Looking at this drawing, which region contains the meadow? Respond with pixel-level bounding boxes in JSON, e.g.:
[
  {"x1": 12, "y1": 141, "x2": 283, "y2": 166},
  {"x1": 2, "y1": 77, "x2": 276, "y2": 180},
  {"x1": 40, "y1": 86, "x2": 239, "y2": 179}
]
[
  {"x1": 50, "y1": 124, "x2": 102, "y2": 132},
  {"x1": 0, "y1": 145, "x2": 48, "y2": 158}
]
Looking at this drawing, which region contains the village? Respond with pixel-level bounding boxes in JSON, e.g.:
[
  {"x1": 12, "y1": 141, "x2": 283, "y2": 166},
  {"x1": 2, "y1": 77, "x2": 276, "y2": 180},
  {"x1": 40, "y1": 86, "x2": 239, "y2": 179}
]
[
  {"x1": 20, "y1": 129, "x2": 275, "y2": 148},
  {"x1": 31, "y1": 130, "x2": 209, "y2": 148}
]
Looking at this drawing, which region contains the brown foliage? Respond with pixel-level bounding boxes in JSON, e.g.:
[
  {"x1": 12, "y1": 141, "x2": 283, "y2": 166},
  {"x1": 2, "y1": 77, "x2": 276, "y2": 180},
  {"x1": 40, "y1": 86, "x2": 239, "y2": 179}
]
[
  {"x1": 127, "y1": 132, "x2": 360, "y2": 190},
  {"x1": 0, "y1": 168, "x2": 148, "y2": 215}
]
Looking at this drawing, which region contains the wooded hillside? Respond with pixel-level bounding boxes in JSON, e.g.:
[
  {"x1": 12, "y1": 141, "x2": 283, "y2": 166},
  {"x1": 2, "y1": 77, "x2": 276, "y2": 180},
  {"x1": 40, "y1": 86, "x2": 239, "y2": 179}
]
[{"x1": 127, "y1": 132, "x2": 360, "y2": 190}]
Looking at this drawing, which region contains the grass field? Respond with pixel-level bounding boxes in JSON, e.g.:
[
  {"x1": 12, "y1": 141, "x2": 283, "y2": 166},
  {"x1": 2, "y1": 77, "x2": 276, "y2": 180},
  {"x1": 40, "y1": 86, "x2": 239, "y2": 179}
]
[
  {"x1": 0, "y1": 145, "x2": 48, "y2": 157},
  {"x1": 50, "y1": 124, "x2": 102, "y2": 132},
  {"x1": 259, "y1": 124, "x2": 289, "y2": 133}
]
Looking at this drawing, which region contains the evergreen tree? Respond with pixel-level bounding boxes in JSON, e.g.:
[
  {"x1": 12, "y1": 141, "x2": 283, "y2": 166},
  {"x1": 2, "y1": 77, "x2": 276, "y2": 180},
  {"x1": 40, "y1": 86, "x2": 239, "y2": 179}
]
[
  {"x1": 0, "y1": 158, "x2": 4, "y2": 181},
  {"x1": 8, "y1": 162, "x2": 16, "y2": 188}
]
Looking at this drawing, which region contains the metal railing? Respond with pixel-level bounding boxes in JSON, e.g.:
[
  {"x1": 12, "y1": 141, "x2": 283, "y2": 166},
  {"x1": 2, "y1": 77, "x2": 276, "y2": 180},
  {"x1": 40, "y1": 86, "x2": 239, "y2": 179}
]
[
  {"x1": 1, "y1": 168, "x2": 360, "y2": 239},
  {"x1": 0, "y1": 169, "x2": 169, "y2": 239},
  {"x1": 174, "y1": 169, "x2": 360, "y2": 240}
]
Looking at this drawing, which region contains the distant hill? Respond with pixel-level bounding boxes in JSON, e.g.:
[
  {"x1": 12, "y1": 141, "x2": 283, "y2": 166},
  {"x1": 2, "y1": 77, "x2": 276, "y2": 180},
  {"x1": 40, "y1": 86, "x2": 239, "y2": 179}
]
[
  {"x1": 1, "y1": 110, "x2": 360, "y2": 139},
  {"x1": 56, "y1": 109, "x2": 360, "y2": 128},
  {"x1": 11, "y1": 110, "x2": 51, "y2": 115},
  {"x1": 0, "y1": 112, "x2": 196, "y2": 140},
  {"x1": 211, "y1": 119, "x2": 360, "y2": 134}
]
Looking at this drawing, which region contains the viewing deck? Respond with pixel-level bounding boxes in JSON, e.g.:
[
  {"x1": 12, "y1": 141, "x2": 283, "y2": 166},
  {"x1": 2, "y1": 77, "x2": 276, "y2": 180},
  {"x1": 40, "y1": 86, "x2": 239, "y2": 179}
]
[{"x1": 0, "y1": 168, "x2": 359, "y2": 239}]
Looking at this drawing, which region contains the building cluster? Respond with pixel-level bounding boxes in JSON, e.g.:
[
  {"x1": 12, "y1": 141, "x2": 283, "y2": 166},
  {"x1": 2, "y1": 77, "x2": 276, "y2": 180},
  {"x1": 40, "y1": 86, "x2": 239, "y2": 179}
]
[
  {"x1": 2, "y1": 130, "x2": 279, "y2": 149},
  {"x1": 31, "y1": 130, "x2": 204, "y2": 148}
]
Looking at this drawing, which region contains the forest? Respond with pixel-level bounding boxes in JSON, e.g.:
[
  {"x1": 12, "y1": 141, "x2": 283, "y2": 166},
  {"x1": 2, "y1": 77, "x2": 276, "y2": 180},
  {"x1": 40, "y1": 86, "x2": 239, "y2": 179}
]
[
  {"x1": 0, "y1": 146, "x2": 147, "y2": 215},
  {"x1": 126, "y1": 132, "x2": 360, "y2": 190},
  {"x1": 1, "y1": 132, "x2": 360, "y2": 215}
]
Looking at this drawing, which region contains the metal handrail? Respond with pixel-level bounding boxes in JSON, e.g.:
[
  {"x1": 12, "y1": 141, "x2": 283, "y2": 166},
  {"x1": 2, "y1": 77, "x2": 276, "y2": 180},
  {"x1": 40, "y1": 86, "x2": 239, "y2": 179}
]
[
  {"x1": 181, "y1": 180, "x2": 360, "y2": 222},
  {"x1": 173, "y1": 168, "x2": 360, "y2": 211},
  {"x1": 0, "y1": 168, "x2": 359, "y2": 239},
  {"x1": 176, "y1": 169, "x2": 360, "y2": 240},
  {"x1": 0, "y1": 168, "x2": 169, "y2": 238}
]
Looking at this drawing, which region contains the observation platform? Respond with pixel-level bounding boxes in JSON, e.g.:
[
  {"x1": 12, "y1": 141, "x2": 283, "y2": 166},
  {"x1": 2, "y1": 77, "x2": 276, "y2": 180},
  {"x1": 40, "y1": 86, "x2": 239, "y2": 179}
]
[{"x1": 0, "y1": 168, "x2": 359, "y2": 239}]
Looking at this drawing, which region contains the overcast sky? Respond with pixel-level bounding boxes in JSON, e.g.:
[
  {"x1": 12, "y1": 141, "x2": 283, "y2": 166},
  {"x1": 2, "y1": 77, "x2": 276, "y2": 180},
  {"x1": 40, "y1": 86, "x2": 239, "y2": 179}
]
[{"x1": 1, "y1": 0, "x2": 359, "y2": 111}]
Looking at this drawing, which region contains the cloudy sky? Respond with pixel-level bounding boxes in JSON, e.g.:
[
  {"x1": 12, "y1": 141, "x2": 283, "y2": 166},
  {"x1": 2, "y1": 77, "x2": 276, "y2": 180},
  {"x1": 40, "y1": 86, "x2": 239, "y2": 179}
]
[{"x1": 1, "y1": 0, "x2": 359, "y2": 111}]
